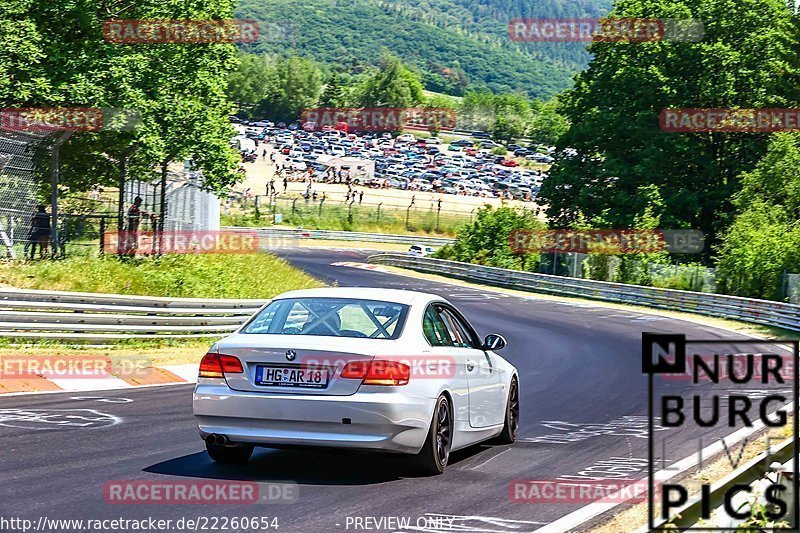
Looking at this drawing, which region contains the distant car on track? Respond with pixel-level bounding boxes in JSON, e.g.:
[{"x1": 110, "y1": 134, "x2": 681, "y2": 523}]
[
  {"x1": 408, "y1": 244, "x2": 436, "y2": 257},
  {"x1": 193, "y1": 287, "x2": 519, "y2": 474}
]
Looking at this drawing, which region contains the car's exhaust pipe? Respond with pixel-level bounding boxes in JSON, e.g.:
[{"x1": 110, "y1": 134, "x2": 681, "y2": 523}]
[{"x1": 206, "y1": 433, "x2": 230, "y2": 446}]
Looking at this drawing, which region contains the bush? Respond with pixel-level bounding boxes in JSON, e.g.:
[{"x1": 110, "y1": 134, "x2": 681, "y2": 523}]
[{"x1": 433, "y1": 205, "x2": 543, "y2": 270}]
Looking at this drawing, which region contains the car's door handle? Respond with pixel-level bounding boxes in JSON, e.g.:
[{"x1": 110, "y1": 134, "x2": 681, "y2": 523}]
[{"x1": 466, "y1": 360, "x2": 475, "y2": 372}]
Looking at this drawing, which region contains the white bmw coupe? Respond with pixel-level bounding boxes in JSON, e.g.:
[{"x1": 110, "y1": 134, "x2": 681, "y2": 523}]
[{"x1": 193, "y1": 287, "x2": 519, "y2": 474}]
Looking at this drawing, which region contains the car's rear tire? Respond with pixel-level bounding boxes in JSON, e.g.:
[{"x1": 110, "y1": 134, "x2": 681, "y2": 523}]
[
  {"x1": 414, "y1": 395, "x2": 452, "y2": 475},
  {"x1": 494, "y1": 376, "x2": 519, "y2": 445},
  {"x1": 206, "y1": 442, "x2": 254, "y2": 465}
]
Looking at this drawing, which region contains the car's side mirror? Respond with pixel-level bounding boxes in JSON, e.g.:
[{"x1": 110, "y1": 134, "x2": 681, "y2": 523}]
[{"x1": 482, "y1": 334, "x2": 506, "y2": 351}]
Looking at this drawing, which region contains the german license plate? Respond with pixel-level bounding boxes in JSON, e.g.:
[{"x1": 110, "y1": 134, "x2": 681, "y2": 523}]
[{"x1": 255, "y1": 365, "x2": 329, "y2": 388}]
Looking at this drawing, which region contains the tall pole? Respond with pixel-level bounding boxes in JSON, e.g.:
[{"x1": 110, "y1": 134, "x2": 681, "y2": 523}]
[
  {"x1": 50, "y1": 131, "x2": 73, "y2": 258},
  {"x1": 158, "y1": 159, "x2": 168, "y2": 255}
]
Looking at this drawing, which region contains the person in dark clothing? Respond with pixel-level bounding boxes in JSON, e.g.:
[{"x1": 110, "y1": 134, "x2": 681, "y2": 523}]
[
  {"x1": 28, "y1": 205, "x2": 51, "y2": 260},
  {"x1": 124, "y1": 196, "x2": 155, "y2": 256},
  {"x1": 283, "y1": 176, "x2": 288, "y2": 192}
]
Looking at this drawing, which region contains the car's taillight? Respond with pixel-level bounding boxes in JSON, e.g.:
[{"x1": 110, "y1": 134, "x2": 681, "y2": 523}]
[
  {"x1": 219, "y1": 355, "x2": 244, "y2": 374},
  {"x1": 341, "y1": 360, "x2": 410, "y2": 386},
  {"x1": 198, "y1": 353, "x2": 243, "y2": 378}
]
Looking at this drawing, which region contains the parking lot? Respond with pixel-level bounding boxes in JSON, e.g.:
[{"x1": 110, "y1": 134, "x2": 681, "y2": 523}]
[{"x1": 233, "y1": 121, "x2": 552, "y2": 204}]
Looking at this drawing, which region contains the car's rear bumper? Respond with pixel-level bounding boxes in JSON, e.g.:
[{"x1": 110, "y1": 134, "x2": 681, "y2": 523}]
[{"x1": 193, "y1": 380, "x2": 433, "y2": 454}]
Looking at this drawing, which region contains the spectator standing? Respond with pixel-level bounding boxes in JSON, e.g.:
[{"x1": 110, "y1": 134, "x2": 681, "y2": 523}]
[
  {"x1": 124, "y1": 196, "x2": 156, "y2": 256},
  {"x1": 27, "y1": 205, "x2": 51, "y2": 260}
]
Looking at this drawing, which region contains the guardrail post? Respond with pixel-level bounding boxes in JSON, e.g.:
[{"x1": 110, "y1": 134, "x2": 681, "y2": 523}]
[
  {"x1": 99, "y1": 217, "x2": 106, "y2": 255},
  {"x1": 406, "y1": 198, "x2": 415, "y2": 230},
  {"x1": 292, "y1": 198, "x2": 297, "y2": 214},
  {"x1": 377, "y1": 203, "x2": 382, "y2": 222}
]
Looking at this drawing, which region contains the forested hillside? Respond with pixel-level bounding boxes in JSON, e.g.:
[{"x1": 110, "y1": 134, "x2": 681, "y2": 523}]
[{"x1": 236, "y1": 0, "x2": 612, "y2": 97}]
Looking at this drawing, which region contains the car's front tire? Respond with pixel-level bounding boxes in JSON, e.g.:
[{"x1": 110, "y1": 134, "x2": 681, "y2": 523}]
[
  {"x1": 414, "y1": 394, "x2": 452, "y2": 475},
  {"x1": 494, "y1": 376, "x2": 519, "y2": 444},
  {"x1": 206, "y1": 441, "x2": 254, "y2": 465}
]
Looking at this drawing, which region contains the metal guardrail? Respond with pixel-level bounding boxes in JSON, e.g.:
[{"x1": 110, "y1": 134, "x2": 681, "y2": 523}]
[
  {"x1": 223, "y1": 226, "x2": 455, "y2": 247},
  {"x1": 367, "y1": 253, "x2": 800, "y2": 332},
  {"x1": 0, "y1": 288, "x2": 266, "y2": 341}
]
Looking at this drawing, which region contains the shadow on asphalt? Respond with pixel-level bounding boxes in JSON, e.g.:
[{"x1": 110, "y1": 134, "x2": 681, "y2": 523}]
[{"x1": 144, "y1": 444, "x2": 495, "y2": 485}]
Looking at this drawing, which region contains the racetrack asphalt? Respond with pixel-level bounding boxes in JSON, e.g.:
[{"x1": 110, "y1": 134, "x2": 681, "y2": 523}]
[{"x1": 1, "y1": 247, "x2": 793, "y2": 532}]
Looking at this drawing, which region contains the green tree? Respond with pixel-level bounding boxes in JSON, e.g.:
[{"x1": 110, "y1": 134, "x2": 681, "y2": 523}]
[
  {"x1": 257, "y1": 56, "x2": 322, "y2": 122},
  {"x1": 528, "y1": 97, "x2": 569, "y2": 145},
  {"x1": 227, "y1": 53, "x2": 276, "y2": 116},
  {"x1": 716, "y1": 133, "x2": 800, "y2": 299},
  {"x1": 319, "y1": 72, "x2": 349, "y2": 107},
  {"x1": 435, "y1": 206, "x2": 543, "y2": 270},
  {"x1": 3, "y1": 0, "x2": 241, "y2": 194},
  {"x1": 539, "y1": 0, "x2": 800, "y2": 255},
  {"x1": 356, "y1": 55, "x2": 423, "y2": 108}
]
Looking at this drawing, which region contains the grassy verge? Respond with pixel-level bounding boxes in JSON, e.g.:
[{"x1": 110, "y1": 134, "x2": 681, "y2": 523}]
[
  {"x1": 0, "y1": 252, "x2": 323, "y2": 298},
  {"x1": 223, "y1": 202, "x2": 469, "y2": 236},
  {"x1": 0, "y1": 341, "x2": 213, "y2": 368}
]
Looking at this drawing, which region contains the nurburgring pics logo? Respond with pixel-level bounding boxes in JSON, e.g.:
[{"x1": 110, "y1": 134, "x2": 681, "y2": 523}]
[
  {"x1": 103, "y1": 19, "x2": 259, "y2": 44},
  {"x1": 642, "y1": 333, "x2": 799, "y2": 530},
  {"x1": 509, "y1": 229, "x2": 704, "y2": 254},
  {"x1": 300, "y1": 108, "x2": 457, "y2": 132},
  {"x1": 509, "y1": 18, "x2": 703, "y2": 43},
  {"x1": 661, "y1": 108, "x2": 800, "y2": 132}
]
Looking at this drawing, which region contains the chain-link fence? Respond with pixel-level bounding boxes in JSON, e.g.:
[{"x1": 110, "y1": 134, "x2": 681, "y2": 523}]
[
  {"x1": 223, "y1": 193, "x2": 476, "y2": 235},
  {"x1": 0, "y1": 128, "x2": 68, "y2": 259},
  {"x1": 122, "y1": 171, "x2": 220, "y2": 233},
  {"x1": 0, "y1": 123, "x2": 221, "y2": 259},
  {"x1": 784, "y1": 273, "x2": 800, "y2": 304}
]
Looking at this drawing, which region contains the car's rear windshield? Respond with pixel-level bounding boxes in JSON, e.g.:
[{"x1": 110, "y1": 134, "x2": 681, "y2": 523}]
[{"x1": 241, "y1": 298, "x2": 409, "y2": 339}]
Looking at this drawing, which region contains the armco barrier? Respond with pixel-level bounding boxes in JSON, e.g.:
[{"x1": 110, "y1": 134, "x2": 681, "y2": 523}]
[
  {"x1": 223, "y1": 226, "x2": 454, "y2": 247},
  {"x1": 367, "y1": 253, "x2": 800, "y2": 332},
  {"x1": 0, "y1": 288, "x2": 267, "y2": 341}
]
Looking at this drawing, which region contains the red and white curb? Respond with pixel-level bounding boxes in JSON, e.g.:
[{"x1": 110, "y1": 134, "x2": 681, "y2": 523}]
[{"x1": 0, "y1": 363, "x2": 198, "y2": 395}]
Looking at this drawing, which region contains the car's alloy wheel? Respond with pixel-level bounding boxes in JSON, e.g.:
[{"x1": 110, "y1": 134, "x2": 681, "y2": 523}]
[
  {"x1": 495, "y1": 377, "x2": 519, "y2": 444},
  {"x1": 435, "y1": 398, "x2": 452, "y2": 467},
  {"x1": 415, "y1": 395, "x2": 452, "y2": 475}
]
